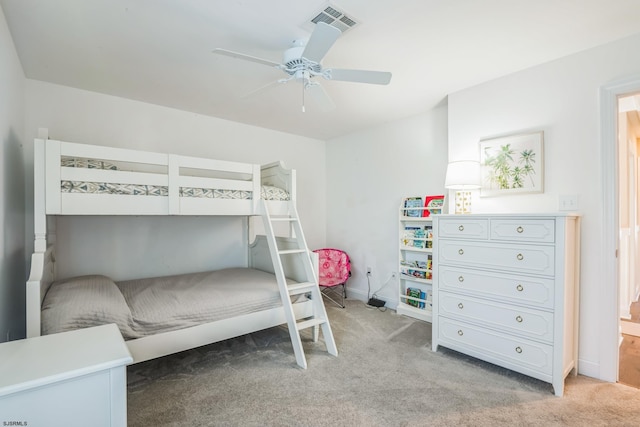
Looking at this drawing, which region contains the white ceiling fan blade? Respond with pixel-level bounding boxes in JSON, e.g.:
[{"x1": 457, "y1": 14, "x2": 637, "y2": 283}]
[
  {"x1": 327, "y1": 68, "x2": 392, "y2": 85},
  {"x1": 212, "y1": 48, "x2": 281, "y2": 68},
  {"x1": 306, "y1": 83, "x2": 336, "y2": 112},
  {"x1": 241, "y1": 79, "x2": 285, "y2": 99},
  {"x1": 301, "y1": 22, "x2": 341, "y2": 63}
]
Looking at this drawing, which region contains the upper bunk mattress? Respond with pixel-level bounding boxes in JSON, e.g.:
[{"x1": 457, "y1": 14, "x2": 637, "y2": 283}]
[
  {"x1": 42, "y1": 268, "x2": 294, "y2": 340},
  {"x1": 59, "y1": 156, "x2": 290, "y2": 201}
]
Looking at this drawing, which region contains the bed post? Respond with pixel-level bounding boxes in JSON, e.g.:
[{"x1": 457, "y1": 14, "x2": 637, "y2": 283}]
[
  {"x1": 251, "y1": 164, "x2": 260, "y2": 214},
  {"x1": 27, "y1": 135, "x2": 49, "y2": 337},
  {"x1": 26, "y1": 247, "x2": 55, "y2": 338},
  {"x1": 289, "y1": 168, "x2": 296, "y2": 203},
  {"x1": 33, "y1": 137, "x2": 47, "y2": 252},
  {"x1": 167, "y1": 154, "x2": 180, "y2": 215}
]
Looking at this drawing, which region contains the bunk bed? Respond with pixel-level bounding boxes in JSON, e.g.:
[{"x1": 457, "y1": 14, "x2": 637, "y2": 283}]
[{"x1": 26, "y1": 135, "x2": 319, "y2": 365}]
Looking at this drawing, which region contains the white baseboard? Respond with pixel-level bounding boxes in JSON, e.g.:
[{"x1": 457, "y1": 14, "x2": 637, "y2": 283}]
[{"x1": 577, "y1": 359, "x2": 600, "y2": 379}]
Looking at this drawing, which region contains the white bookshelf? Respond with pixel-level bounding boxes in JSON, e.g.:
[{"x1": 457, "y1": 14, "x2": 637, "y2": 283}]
[{"x1": 397, "y1": 199, "x2": 441, "y2": 323}]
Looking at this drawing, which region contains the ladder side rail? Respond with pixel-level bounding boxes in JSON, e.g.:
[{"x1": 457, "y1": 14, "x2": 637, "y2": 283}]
[
  {"x1": 288, "y1": 202, "x2": 318, "y2": 286},
  {"x1": 260, "y1": 200, "x2": 309, "y2": 369},
  {"x1": 286, "y1": 202, "x2": 338, "y2": 357}
]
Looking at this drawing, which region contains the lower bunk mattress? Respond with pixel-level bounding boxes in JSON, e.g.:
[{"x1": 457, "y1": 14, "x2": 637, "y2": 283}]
[{"x1": 41, "y1": 268, "x2": 296, "y2": 340}]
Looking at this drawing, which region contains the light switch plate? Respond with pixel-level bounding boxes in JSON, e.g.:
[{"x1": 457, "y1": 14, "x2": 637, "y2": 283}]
[{"x1": 559, "y1": 195, "x2": 579, "y2": 211}]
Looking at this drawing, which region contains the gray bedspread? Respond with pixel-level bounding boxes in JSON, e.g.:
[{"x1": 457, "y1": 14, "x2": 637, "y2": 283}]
[
  {"x1": 42, "y1": 268, "x2": 291, "y2": 340},
  {"x1": 117, "y1": 268, "x2": 285, "y2": 336}
]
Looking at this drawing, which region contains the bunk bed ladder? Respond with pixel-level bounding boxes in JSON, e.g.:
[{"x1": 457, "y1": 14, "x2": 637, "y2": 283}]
[{"x1": 260, "y1": 200, "x2": 338, "y2": 369}]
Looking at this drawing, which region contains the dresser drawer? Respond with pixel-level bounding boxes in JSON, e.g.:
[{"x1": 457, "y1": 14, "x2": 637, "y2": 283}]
[
  {"x1": 438, "y1": 240, "x2": 555, "y2": 276},
  {"x1": 438, "y1": 218, "x2": 488, "y2": 239},
  {"x1": 439, "y1": 291, "x2": 554, "y2": 343},
  {"x1": 490, "y1": 219, "x2": 555, "y2": 243},
  {"x1": 438, "y1": 318, "x2": 553, "y2": 378},
  {"x1": 438, "y1": 266, "x2": 554, "y2": 309}
]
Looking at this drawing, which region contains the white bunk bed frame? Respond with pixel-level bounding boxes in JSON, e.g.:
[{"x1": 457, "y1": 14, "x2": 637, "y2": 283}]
[
  {"x1": 26, "y1": 135, "x2": 316, "y2": 364},
  {"x1": 39, "y1": 139, "x2": 295, "y2": 217}
]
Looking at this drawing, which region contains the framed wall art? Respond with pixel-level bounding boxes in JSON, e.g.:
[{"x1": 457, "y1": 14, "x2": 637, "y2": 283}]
[{"x1": 479, "y1": 131, "x2": 544, "y2": 197}]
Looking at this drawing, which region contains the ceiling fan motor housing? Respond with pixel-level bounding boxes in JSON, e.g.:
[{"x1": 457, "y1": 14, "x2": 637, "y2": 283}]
[{"x1": 282, "y1": 45, "x2": 322, "y2": 77}]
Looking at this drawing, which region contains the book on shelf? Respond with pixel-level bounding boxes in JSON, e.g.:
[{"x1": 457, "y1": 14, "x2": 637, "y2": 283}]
[
  {"x1": 413, "y1": 228, "x2": 425, "y2": 248},
  {"x1": 423, "y1": 195, "x2": 445, "y2": 217},
  {"x1": 403, "y1": 196, "x2": 423, "y2": 217},
  {"x1": 405, "y1": 287, "x2": 430, "y2": 309},
  {"x1": 407, "y1": 287, "x2": 421, "y2": 307},
  {"x1": 402, "y1": 225, "x2": 432, "y2": 249},
  {"x1": 425, "y1": 226, "x2": 433, "y2": 239},
  {"x1": 400, "y1": 258, "x2": 431, "y2": 268},
  {"x1": 402, "y1": 268, "x2": 427, "y2": 280},
  {"x1": 402, "y1": 226, "x2": 420, "y2": 247},
  {"x1": 400, "y1": 258, "x2": 431, "y2": 281}
]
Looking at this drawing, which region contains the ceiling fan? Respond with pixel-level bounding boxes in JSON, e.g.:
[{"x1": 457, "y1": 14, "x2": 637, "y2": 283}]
[{"x1": 213, "y1": 22, "x2": 392, "y2": 112}]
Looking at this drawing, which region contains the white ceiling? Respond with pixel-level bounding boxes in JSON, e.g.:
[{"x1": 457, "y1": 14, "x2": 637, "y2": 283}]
[{"x1": 3, "y1": 0, "x2": 640, "y2": 140}]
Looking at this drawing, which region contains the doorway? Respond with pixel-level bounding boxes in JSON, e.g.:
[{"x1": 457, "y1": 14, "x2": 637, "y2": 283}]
[
  {"x1": 618, "y1": 93, "x2": 640, "y2": 388},
  {"x1": 600, "y1": 76, "x2": 640, "y2": 386}
]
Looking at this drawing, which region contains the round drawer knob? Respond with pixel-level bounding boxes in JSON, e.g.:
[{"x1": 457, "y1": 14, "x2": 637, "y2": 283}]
[
  {"x1": 517, "y1": 226, "x2": 524, "y2": 233},
  {"x1": 458, "y1": 249, "x2": 464, "y2": 255},
  {"x1": 516, "y1": 253, "x2": 524, "y2": 261},
  {"x1": 457, "y1": 303, "x2": 464, "y2": 309},
  {"x1": 458, "y1": 276, "x2": 464, "y2": 282},
  {"x1": 516, "y1": 284, "x2": 524, "y2": 292},
  {"x1": 516, "y1": 315, "x2": 523, "y2": 323},
  {"x1": 458, "y1": 330, "x2": 464, "y2": 336},
  {"x1": 458, "y1": 225, "x2": 464, "y2": 232},
  {"x1": 515, "y1": 346, "x2": 523, "y2": 354}
]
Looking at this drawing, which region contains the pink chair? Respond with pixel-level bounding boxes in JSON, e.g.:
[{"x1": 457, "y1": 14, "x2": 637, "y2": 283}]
[{"x1": 313, "y1": 248, "x2": 351, "y2": 308}]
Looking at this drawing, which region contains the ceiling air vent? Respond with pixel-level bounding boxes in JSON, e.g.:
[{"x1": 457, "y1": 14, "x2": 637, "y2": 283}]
[{"x1": 307, "y1": 4, "x2": 359, "y2": 33}]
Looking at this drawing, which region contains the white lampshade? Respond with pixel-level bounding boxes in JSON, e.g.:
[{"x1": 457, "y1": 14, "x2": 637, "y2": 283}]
[{"x1": 445, "y1": 160, "x2": 481, "y2": 190}]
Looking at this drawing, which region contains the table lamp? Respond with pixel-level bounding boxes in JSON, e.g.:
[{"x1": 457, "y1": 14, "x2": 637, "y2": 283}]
[{"x1": 445, "y1": 160, "x2": 481, "y2": 214}]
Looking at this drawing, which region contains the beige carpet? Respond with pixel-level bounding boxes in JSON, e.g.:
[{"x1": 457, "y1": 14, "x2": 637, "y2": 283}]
[{"x1": 127, "y1": 300, "x2": 640, "y2": 426}]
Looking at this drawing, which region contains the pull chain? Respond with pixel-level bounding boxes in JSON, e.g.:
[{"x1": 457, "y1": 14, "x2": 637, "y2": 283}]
[{"x1": 301, "y1": 76, "x2": 306, "y2": 113}]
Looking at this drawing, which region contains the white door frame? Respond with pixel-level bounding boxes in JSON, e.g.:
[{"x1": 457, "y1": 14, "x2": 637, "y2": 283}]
[{"x1": 600, "y1": 75, "x2": 640, "y2": 382}]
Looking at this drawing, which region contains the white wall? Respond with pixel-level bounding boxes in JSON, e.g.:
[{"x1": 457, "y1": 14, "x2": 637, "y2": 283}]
[
  {"x1": 326, "y1": 108, "x2": 448, "y2": 304},
  {"x1": 24, "y1": 80, "x2": 326, "y2": 280},
  {"x1": 447, "y1": 33, "x2": 640, "y2": 380},
  {"x1": 0, "y1": 6, "x2": 26, "y2": 341}
]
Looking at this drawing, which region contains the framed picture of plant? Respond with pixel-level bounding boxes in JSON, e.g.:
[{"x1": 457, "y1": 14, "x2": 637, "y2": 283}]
[{"x1": 479, "y1": 131, "x2": 544, "y2": 197}]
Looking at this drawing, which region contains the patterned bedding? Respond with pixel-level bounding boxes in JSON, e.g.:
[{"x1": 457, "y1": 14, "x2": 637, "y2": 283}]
[{"x1": 60, "y1": 157, "x2": 290, "y2": 201}]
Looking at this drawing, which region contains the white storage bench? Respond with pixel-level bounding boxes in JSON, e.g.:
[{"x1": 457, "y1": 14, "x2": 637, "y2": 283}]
[{"x1": 0, "y1": 324, "x2": 132, "y2": 427}]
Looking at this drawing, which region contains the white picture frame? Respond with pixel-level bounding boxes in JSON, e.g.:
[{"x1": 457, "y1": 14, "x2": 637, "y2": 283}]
[{"x1": 479, "y1": 131, "x2": 544, "y2": 197}]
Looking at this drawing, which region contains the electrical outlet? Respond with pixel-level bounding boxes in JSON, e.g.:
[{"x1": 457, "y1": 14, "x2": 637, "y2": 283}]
[{"x1": 366, "y1": 266, "x2": 372, "y2": 275}]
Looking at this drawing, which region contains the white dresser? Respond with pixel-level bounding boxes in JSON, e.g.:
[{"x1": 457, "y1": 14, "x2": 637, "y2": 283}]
[
  {"x1": 431, "y1": 214, "x2": 580, "y2": 396},
  {"x1": 0, "y1": 324, "x2": 132, "y2": 426}
]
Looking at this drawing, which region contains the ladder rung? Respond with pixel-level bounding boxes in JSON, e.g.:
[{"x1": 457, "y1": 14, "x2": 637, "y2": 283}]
[
  {"x1": 270, "y1": 217, "x2": 298, "y2": 222},
  {"x1": 296, "y1": 318, "x2": 326, "y2": 331},
  {"x1": 288, "y1": 282, "x2": 316, "y2": 295},
  {"x1": 278, "y1": 249, "x2": 306, "y2": 255}
]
